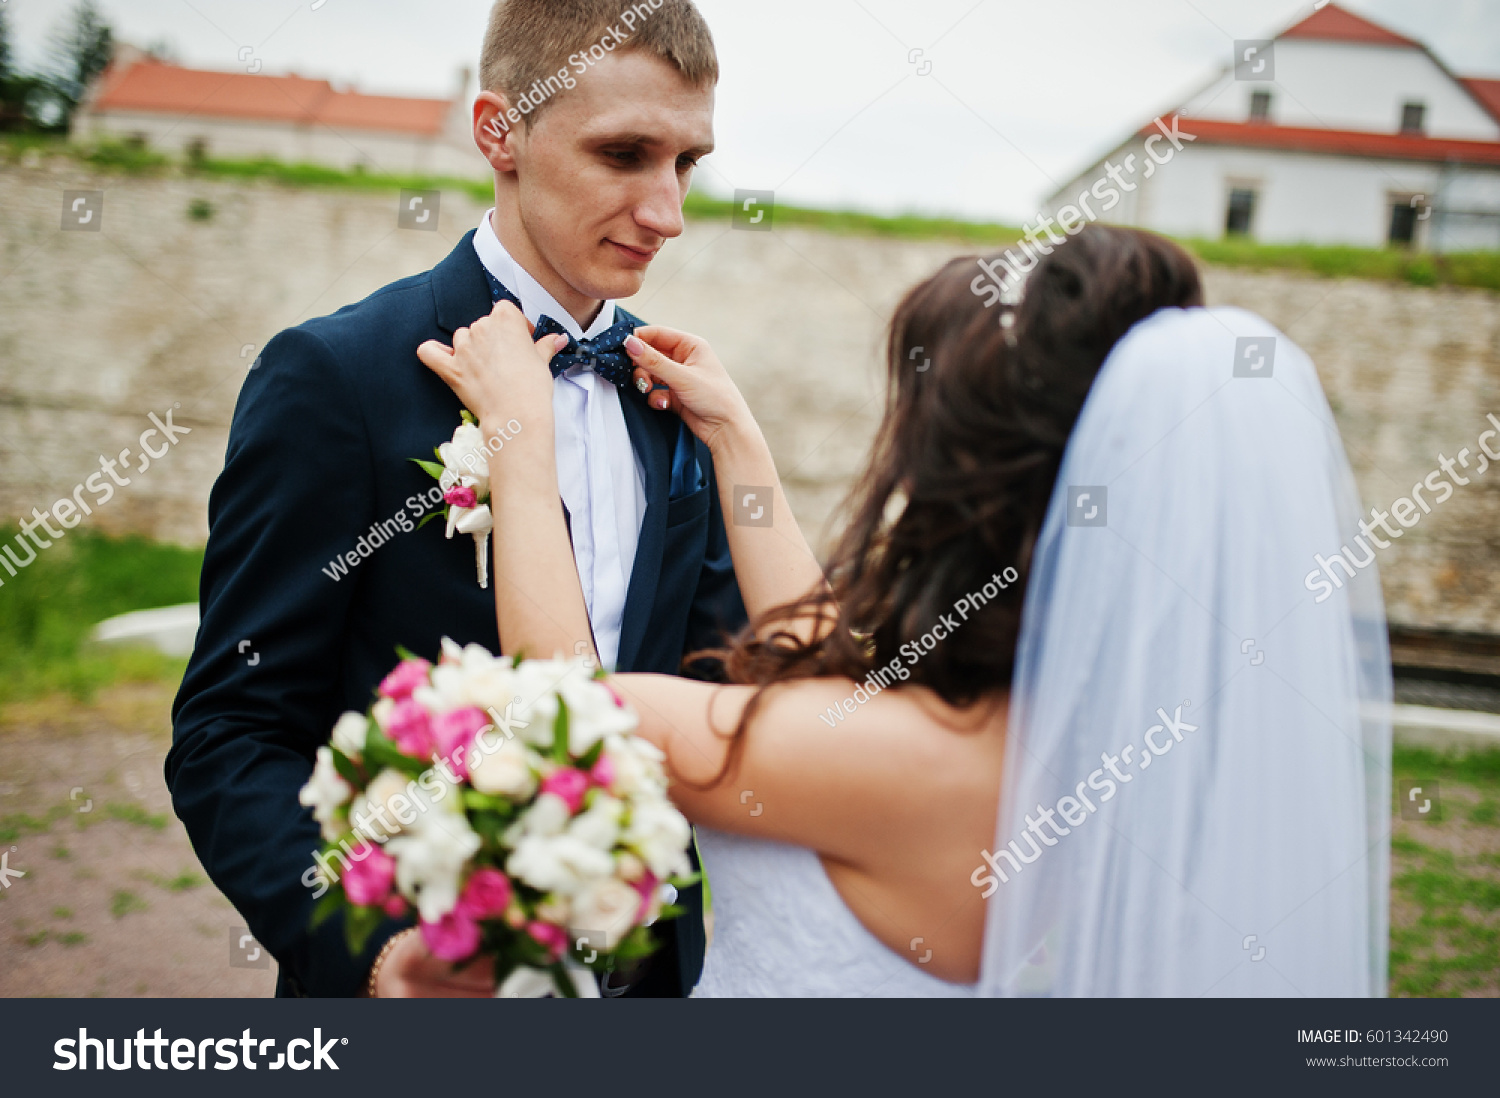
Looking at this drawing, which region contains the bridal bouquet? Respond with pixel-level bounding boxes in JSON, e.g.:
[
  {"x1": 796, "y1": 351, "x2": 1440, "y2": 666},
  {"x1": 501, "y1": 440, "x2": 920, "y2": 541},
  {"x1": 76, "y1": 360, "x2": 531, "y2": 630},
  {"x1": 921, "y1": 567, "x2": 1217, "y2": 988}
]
[{"x1": 298, "y1": 639, "x2": 694, "y2": 997}]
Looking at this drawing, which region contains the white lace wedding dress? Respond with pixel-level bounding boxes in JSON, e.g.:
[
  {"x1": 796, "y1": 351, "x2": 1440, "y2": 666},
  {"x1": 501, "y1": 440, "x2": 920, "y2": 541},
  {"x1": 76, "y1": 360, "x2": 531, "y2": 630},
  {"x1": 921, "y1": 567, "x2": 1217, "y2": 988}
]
[{"x1": 690, "y1": 827, "x2": 977, "y2": 997}]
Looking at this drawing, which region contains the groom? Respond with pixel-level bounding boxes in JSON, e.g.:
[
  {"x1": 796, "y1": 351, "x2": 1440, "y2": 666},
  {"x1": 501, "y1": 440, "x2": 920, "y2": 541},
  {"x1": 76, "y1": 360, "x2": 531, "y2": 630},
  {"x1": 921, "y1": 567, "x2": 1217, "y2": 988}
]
[{"x1": 167, "y1": 0, "x2": 742, "y2": 998}]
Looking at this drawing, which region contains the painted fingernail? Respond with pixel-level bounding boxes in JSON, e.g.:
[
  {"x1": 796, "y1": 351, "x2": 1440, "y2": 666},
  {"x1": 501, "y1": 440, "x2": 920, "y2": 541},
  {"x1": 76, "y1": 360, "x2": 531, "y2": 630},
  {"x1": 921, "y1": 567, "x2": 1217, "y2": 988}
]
[
  {"x1": 635, "y1": 376, "x2": 652, "y2": 394},
  {"x1": 653, "y1": 395, "x2": 669, "y2": 410},
  {"x1": 555, "y1": 333, "x2": 570, "y2": 350},
  {"x1": 625, "y1": 335, "x2": 645, "y2": 356}
]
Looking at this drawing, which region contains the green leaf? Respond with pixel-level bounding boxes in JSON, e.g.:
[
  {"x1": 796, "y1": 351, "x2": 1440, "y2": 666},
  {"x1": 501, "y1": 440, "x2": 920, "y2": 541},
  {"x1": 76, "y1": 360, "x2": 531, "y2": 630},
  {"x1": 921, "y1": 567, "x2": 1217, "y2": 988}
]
[
  {"x1": 344, "y1": 903, "x2": 381, "y2": 956},
  {"x1": 612, "y1": 924, "x2": 661, "y2": 961},
  {"x1": 666, "y1": 871, "x2": 702, "y2": 890},
  {"x1": 552, "y1": 699, "x2": 571, "y2": 765},
  {"x1": 309, "y1": 887, "x2": 345, "y2": 930},
  {"x1": 577, "y1": 739, "x2": 605, "y2": 772},
  {"x1": 330, "y1": 747, "x2": 362, "y2": 788},
  {"x1": 364, "y1": 726, "x2": 428, "y2": 779},
  {"x1": 550, "y1": 962, "x2": 579, "y2": 998},
  {"x1": 460, "y1": 409, "x2": 478, "y2": 426},
  {"x1": 394, "y1": 645, "x2": 422, "y2": 663},
  {"x1": 412, "y1": 458, "x2": 446, "y2": 480},
  {"x1": 415, "y1": 509, "x2": 445, "y2": 531}
]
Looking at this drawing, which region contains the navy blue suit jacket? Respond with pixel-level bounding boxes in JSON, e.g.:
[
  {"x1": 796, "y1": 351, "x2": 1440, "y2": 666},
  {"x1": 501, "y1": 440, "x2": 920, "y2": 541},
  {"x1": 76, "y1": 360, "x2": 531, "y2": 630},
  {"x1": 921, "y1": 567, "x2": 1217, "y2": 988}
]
[{"x1": 166, "y1": 231, "x2": 746, "y2": 997}]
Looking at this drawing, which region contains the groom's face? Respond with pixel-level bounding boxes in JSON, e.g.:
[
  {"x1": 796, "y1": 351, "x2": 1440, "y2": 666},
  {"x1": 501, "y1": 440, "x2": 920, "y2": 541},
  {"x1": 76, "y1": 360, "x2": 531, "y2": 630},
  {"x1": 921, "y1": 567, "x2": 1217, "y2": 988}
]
[{"x1": 506, "y1": 51, "x2": 715, "y2": 303}]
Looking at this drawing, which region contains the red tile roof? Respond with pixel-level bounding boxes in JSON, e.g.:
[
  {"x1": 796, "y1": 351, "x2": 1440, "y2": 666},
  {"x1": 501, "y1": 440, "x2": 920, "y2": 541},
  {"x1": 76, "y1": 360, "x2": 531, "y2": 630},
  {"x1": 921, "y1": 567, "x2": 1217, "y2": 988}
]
[
  {"x1": 1136, "y1": 117, "x2": 1500, "y2": 166},
  {"x1": 1279, "y1": 3, "x2": 1419, "y2": 49},
  {"x1": 1461, "y1": 77, "x2": 1500, "y2": 127},
  {"x1": 88, "y1": 58, "x2": 450, "y2": 136}
]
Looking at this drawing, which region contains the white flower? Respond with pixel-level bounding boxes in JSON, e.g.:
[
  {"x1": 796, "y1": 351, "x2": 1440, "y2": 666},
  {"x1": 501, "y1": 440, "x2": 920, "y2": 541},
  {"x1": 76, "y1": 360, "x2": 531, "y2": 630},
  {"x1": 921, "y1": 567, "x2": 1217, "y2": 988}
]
[
  {"x1": 560, "y1": 678, "x2": 637, "y2": 755},
  {"x1": 507, "y1": 834, "x2": 614, "y2": 896},
  {"x1": 468, "y1": 735, "x2": 537, "y2": 799},
  {"x1": 624, "y1": 800, "x2": 692, "y2": 880},
  {"x1": 614, "y1": 851, "x2": 646, "y2": 882},
  {"x1": 569, "y1": 877, "x2": 642, "y2": 948},
  {"x1": 568, "y1": 793, "x2": 623, "y2": 850},
  {"x1": 385, "y1": 811, "x2": 482, "y2": 922},
  {"x1": 330, "y1": 711, "x2": 368, "y2": 761},
  {"x1": 605, "y1": 735, "x2": 669, "y2": 799},
  {"x1": 519, "y1": 792, "x2": 571, "y2": 837},
  {"x1": 371, "y1": 696, "x2": 395, "y2": 733},
  {"x1": 298, "y1": 747, "x2": 352, "y2": 842},
  {"x1": 350, "y1": 768, "x2": 419, "y2": 842},
  {"x1": 509, "y1": 660, "x2": 572, "y2": 743},
  {"x1": 438, "y1": 422, "x2": 491, "y2": 497}
]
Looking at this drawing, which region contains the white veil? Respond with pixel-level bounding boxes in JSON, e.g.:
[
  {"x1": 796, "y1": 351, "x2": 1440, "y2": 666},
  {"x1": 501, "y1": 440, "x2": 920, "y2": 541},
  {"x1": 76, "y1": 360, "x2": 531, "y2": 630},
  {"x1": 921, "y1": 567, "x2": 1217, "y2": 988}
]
[{"x1": 977, "y1": 305, "x2": 1390, "y2": 997}]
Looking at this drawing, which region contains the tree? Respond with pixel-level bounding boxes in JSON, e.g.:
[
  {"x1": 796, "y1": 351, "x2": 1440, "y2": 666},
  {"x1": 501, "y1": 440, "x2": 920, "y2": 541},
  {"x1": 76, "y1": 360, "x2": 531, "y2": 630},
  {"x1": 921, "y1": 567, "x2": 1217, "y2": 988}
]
[
  {"x1": 47, "y1": 0, "x2": 113, "y2": 122},
  {"x1": 0, "y1": 4, "x2": 13, "y2": 84},
  {"x1": 0, "y1": 5, "x2": 25, "y2": 131}
]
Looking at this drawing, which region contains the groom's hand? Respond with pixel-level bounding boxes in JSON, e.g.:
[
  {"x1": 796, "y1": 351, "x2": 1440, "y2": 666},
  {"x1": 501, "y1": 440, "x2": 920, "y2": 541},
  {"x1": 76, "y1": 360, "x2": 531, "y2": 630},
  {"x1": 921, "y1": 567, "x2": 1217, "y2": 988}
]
[{"x1": 369, "y1": 930, "x2": 496, "y2": 998}]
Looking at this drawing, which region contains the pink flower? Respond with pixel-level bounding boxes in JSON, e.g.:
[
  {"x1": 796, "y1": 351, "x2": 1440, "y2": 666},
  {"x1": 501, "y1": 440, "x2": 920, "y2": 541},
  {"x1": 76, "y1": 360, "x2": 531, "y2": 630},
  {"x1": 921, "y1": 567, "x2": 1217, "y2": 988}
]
[
  {"x1": 634, "y1": 871, "x2": 660, "y2": 923},
  {"x1": 589, "y1": 755, "x2": 616, "y2": 790},
  {"x1": 432, "y1": 706, "x2": 490, "y2": 780},
  {"x1": 385, "y1": 697, "x2": 435, "y2": 759},
  {"x1": 444, "y1": 484, "x2": 479, "y2": 509},
  {"x1": 540, "y1": 767, "x2": 590, "y2": 814},
  {"x1": 342, "y1": 842, "x2": 396, "y2": 906},
  {"x1": 527, "y1": 920, "x2": 569, "y2": 960},
  {"x1": 382, "y1": 894, "x2": 409, "y2": 918},
  {"x1": 457, "y1": 868, "x2": 512, "y2": 920},
  {"x1": 421, "y1": 910, "x2": 482, "y2": 962},
  {"x1": 379, "y1": 658, "x2": 431, "y2": 701}
]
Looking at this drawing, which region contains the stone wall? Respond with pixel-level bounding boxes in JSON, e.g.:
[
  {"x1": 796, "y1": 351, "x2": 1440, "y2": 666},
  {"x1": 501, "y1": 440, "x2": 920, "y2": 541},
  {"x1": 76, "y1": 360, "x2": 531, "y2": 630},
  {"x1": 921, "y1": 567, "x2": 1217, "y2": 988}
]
[{"x1": 2, "y1": 160, "x2": 1497, "y2": 629}]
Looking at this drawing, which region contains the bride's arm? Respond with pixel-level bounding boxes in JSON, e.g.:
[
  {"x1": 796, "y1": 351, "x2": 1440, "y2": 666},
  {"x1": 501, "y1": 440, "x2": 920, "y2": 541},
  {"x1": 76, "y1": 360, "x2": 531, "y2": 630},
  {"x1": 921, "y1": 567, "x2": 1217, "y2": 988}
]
[
  {"x1": 608, "y1": 672, "x2": 1004, "y2": 873},
  {"x1": 417, "y1": 301, "x2": 598, "y2": 665},
  {"x1": 625, "y1": 329, "x2": 830, "y2": 639}
]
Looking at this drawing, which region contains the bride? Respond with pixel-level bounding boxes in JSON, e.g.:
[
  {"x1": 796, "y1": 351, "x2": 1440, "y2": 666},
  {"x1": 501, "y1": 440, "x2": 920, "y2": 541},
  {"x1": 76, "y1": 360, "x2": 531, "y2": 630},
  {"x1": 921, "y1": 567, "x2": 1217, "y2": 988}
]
[{"x1": 416, "y1": 224, "x2": 1390, "y2": 997}]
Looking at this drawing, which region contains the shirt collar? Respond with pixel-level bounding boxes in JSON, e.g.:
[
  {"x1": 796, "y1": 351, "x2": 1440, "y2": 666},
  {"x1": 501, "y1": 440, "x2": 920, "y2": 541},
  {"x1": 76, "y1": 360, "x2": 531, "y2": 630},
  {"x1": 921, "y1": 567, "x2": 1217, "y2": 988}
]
[{"x1": 473, "y1": 209, "x2": 617, "y2": 342}]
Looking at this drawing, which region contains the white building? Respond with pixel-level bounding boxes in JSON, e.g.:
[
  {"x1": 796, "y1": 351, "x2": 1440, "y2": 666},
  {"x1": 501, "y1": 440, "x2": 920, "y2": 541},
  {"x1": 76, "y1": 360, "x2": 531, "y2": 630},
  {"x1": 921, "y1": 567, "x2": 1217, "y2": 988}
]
[
  {"x1": 71, "y1": 46, "x2": 487, "y2": 180},
  {"x1": 1045, "y1": 4, "x2": 1500, "y2": 251}
]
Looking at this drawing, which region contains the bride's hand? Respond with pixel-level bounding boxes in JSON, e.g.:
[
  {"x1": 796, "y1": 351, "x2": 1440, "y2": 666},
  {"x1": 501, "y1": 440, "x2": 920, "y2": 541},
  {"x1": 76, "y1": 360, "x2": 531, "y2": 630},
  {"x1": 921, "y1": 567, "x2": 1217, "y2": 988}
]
[
  {"x1": 626, "y1": 327, "x2": 756, "y2": 455},
  {"x1": 416, "y1": 300, "x2": 567, "y2": 432}
]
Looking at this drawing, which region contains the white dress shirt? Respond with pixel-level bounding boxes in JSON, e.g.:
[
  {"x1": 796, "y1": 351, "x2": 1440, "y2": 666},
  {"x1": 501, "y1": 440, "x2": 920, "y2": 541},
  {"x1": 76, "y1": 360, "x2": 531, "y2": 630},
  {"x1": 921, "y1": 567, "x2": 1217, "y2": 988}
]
[{"x1": 473, "y1": 210, "x2": 646, "y2": 670}]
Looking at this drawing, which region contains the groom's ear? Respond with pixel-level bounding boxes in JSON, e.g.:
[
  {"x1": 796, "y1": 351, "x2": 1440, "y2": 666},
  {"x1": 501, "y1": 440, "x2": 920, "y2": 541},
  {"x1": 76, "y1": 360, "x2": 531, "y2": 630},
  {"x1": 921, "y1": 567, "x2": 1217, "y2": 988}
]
[{"x1": 473, "y1": 91, "x2": 522, "y2": 173}]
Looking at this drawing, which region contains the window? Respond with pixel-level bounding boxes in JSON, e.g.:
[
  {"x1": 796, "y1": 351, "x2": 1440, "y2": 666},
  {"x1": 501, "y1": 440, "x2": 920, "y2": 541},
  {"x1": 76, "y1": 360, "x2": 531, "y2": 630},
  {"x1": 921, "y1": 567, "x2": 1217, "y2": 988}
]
[
  {"x1": 1400, "y1": 101, "x2": 1426, "y2": 134},
  {"x1": 1225, "y1": 188, "x2": 1257, "y2": 236},
  {"x1": 1388, "y1": 195, "x2": 1428, "y2": 245},
  {"x1": 1249, "y1": 90, "x2": 1272, "y2": 123}
]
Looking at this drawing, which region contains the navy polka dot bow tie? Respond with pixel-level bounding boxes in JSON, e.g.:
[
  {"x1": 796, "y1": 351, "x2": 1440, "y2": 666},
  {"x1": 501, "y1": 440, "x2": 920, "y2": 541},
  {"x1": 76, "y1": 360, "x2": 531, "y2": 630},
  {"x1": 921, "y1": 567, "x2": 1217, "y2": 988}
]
[{"x1": 484, "y1": 270, "x2": 644, "y2": 387}]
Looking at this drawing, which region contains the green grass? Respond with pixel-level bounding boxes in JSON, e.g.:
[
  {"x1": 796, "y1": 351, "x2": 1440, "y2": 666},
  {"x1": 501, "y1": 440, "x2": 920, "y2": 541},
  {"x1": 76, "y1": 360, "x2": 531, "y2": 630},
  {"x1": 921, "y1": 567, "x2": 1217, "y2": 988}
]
[
  {"x1": 1389, "y1": 747, "x2": 1500, "y2": 996},
  {"x1": 0, "y1": 526, "x2": 201, "y2": 706},
  {"x1": 109, "y1": 889, "x2": 149, "y2": 918},
  {"x1": 100, "y1": 802, "x2": 169, "y2": 831},
  {"x1": 8, "y1": 135, "x2": 1498, "y2": 292}
]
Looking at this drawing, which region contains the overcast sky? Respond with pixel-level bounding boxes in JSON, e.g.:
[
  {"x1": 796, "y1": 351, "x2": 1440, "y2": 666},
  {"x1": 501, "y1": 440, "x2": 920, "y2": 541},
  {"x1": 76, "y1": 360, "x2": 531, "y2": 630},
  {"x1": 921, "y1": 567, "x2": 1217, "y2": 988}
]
[{"x1": 9, "y1": 0, "x2": 1500, "y2": 222}]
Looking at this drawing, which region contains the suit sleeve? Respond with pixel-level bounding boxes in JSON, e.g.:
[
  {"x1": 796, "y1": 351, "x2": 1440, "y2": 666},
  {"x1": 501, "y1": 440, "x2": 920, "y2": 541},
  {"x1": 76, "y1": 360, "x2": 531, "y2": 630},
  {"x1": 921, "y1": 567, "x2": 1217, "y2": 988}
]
[
  {"x1": 681, "y1": 440, "x2": 749, "y2": 679},
  {"x1": 165, "y1": 326, "x2": 405, "y2": 996}
]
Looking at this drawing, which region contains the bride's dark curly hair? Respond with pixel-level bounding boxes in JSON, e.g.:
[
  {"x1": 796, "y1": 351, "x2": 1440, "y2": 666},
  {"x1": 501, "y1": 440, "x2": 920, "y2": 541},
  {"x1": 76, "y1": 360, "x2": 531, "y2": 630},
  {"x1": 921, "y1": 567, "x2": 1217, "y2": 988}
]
[{"x1": 698, "y1": 225, "x2": 1203, "y2": 779}]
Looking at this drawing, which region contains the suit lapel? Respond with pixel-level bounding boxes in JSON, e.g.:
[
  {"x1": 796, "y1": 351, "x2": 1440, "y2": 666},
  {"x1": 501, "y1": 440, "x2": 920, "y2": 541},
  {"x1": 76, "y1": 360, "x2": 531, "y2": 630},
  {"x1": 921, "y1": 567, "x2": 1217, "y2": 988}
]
[
  {"x1": 616, "y1": 388, "x2": 671, "y2": 672},
  {"x1": 431, "y1": 230, "x2": 493, "y2": 335}
]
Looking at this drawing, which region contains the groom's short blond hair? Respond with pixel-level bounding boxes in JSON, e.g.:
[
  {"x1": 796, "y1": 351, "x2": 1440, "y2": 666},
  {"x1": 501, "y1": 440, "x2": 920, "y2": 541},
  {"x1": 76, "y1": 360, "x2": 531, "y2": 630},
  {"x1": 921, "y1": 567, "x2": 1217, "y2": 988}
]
[{"x1": 480, "y1": 0, "x2": 718, "y2": 125}]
